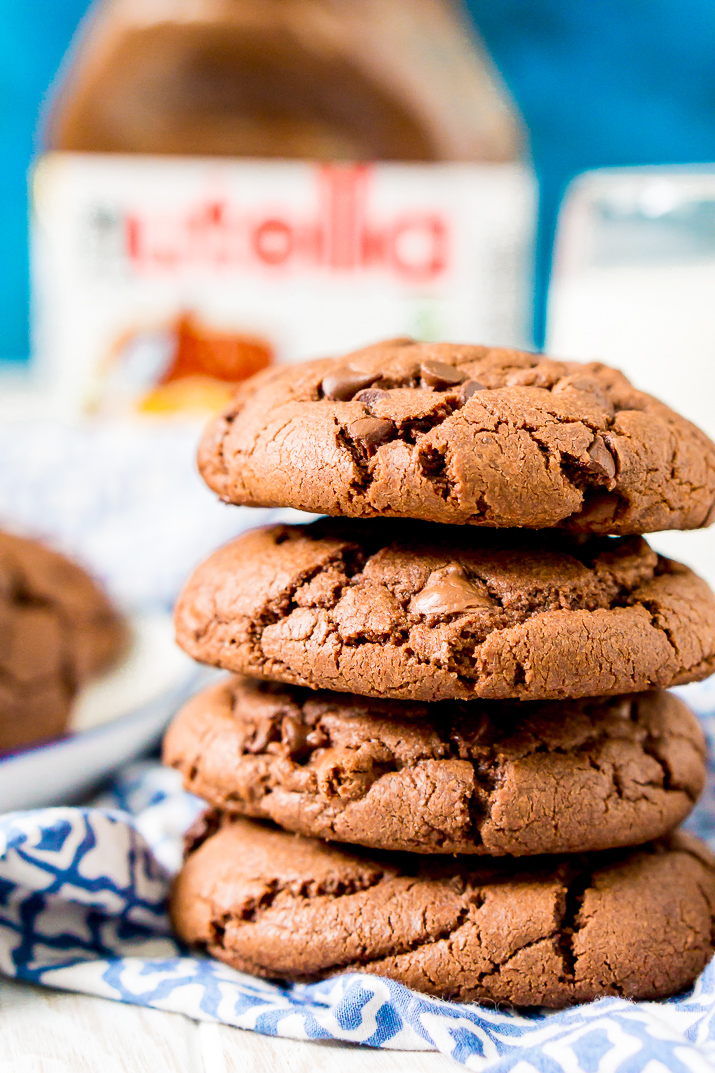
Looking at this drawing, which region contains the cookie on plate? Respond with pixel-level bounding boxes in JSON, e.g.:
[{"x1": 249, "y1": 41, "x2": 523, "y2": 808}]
[
  {"x1": 0, "y1": 531, "x2": 125, "y2": 750},
  {"x1": 174, "y1": 519, "x2": 715, "y2": 702},
  {"x1": 172, "y1": 818, "x2": 715, "y2": 1007},
  {"x1": 198, "y1": 339, "x2": 715, "y2": 534},
  {"x1": 165, "y1": 677, "x2": 706, "y2": 856}
]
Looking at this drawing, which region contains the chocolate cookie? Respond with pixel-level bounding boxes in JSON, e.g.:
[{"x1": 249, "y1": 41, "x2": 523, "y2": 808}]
[
  {"x1": 198, "y1": 340, "x2": 715, "y2": 534},
  {"x1": 171, "y1": 819, "x2": 715, "y2": 1007},
  {"x1": 165, "y1": 677, "x2": 705, "y2": 856},
  {"x1": 174, "y1": 520, "x2": 715, "y2": 702},
  {"x1": 0, "y1": 531, "x2": 125, "y2": 750}
]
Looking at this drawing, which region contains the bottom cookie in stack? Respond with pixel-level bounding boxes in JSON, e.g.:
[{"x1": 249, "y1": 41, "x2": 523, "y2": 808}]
[
  {"x1": 172, "y1": 817, "x2": 715, "y2": 1008},
  {"x1": 165, "y1": 676, "x2": 715, "y2": 1006}
]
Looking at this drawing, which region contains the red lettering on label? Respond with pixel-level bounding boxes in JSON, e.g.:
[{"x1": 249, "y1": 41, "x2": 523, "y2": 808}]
[
  {"x1": 126, "y1": 216, "x2": 141, "y2": 261},
  {"x1": 122, "y1": 165, "x2": 450, "y2": 282},
  {"x1": 251, "y1": 219, "x2": 294, "y2": 266}
]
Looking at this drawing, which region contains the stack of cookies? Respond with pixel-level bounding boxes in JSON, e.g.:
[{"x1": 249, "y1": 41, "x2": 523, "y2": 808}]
[{"x1": 166, "y1": 339, "x2": 715, "y2": 1007}]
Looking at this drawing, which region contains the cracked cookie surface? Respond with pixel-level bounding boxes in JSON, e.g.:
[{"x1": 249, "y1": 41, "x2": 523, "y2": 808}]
[
  {"x1": 0, "y1": 530, "x2": 125, "y2": 750},
  {"x1": 171, "y1": 819, "x2": 715, "y2": 1007},
  {"x1": 164, "y1": 676, "x2": 706, "y2": 856},
  {"x1": 198, "y1": 339, "x2": 715, "y2": 534},
  {"x1": 174, "y1": 519, "x2": 715, "y2": 702}
]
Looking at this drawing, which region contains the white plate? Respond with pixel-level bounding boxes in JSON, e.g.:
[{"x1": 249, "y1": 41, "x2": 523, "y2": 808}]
[{"x1": 0, "y1": 614, "x2": 208, "y2": 813}]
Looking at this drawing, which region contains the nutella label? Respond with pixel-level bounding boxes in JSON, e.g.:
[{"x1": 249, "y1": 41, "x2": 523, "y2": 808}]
[{"x1": 31, "y1": 153, "x2": 534, "y2": 416}]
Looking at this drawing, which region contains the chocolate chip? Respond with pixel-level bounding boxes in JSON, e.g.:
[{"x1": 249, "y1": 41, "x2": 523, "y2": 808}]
[
  {"x1": 321, "y1": 367, "x2": 379, "y2": 401},
  {"x1": 246, "y1": 716, "x2": 281, "y2": 753},
  {"x1": 354, "y1": 388, "x2": 389, "y2": 408},
  {"x1": 460, "y1": 379, "x2": 486, "y2": 402},
  {"x1": 420, "y1": 360, "x2": 467, "y2": 389},
  {"x1": 410, "y1": 564, "x2": 494, "y2": 616},
  {"x1": 348, "y1": 417, "x2": 396, "y2": 451},
  {"x1": 585, "y1": 436, "x2": 617, "y2": 481},
  {"x1": 282, "y1": 714, "x2": 311, "y2": 759}
]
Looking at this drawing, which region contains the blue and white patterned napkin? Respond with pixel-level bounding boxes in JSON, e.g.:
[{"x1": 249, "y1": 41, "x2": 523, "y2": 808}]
[{"x1": 2, "y1": 678, "x2": 715, "y2": 1070}]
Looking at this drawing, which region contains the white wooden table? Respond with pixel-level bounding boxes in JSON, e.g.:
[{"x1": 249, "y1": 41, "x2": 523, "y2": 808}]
[{"x1": 0, "y1": 979, "x2": 455, "y2": 1072}]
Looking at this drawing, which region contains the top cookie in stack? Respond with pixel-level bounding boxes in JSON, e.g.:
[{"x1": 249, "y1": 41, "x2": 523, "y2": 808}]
[
  {"x1": 168, "y1": 339, "x2": 715, "y2": 1008},
  {"x1": 197, "y1": 338, "x2": 715, "y2": 533}
]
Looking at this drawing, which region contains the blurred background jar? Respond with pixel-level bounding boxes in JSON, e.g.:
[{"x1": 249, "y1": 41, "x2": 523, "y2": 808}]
[{"x1": 28, "y1": 0, "x2": 532, "y2": 419}]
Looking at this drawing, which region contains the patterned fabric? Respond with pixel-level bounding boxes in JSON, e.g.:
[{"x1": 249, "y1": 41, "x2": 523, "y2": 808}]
[{"x1": 1, "y1": 679, "x2": 715, "y2": 1069}]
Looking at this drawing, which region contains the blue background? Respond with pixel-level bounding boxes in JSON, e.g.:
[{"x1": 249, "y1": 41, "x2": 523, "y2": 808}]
[{"x1": 0, "y1": 1, "x2": 91, "y2": 363}]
